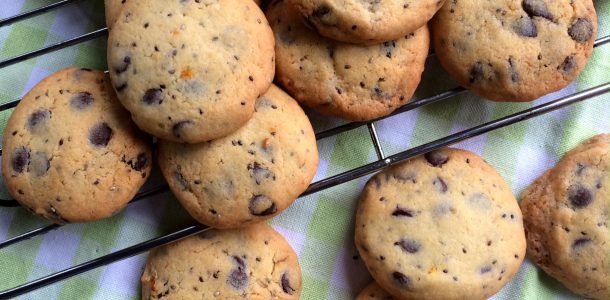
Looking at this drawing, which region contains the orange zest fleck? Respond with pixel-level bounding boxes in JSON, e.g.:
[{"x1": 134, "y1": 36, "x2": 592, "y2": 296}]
[{"x1": 180, "y1": 67, "x2": 193, "y2": 79}]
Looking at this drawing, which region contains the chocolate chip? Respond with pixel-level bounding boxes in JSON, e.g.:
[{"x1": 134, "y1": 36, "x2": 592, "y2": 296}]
[
  {"x1": 568, "y1": 184, "x2": 593, "y2": 208},
  {"x1": 508, "y1": 57, "x2": 520, "y2": 83},
  {"x1": 248, "y1": 194, "x2": 277, "y2": 216},
  {"x1": 89, "y1": 122, "x2": 113, "y2": 147},
  {"x1": 142, "y1": 88, "x2": 164, "y2": 105},
  {"x1": 228, "y1": 256, "x2": 248, "y2": 290},
  {"x1": 572, "y1": 238, "x2": 592, "y2": 248},
  {"x1": 382, "y1": 41, "x2": 396, "y2": 59},
  {"x1": 568, "y1": 18, "x2": 594, "y2": 43},
  {"x1": 174, "y1": 168, "x2": 189, "y2": 191},
  {"x1": 247, "y1": 162, "x2": 275, "y2": 185},
  {"x1": 70, "y1": 92, "x2": 94, "y2": 110},
  {"x1": 115, "y1": 56, "x2": 131, "y2": 74},
  {"x1": 392, "y1": 206, "x2": 414, "y2": 217},
  {"x1": 433, "y1": 177, "x2": 448, "y2": 193},
  {"x1": 469, "y1": 62, "x2": 484, "y2": 83},
  {"x1": 312, "y1": 5, "x2": 331, "y2": 18},
  {"x1": 424, "y1": 151, "x2": 449, "y2": 167},
  {"x1": 513, "y1": 15, "x2": 537, "y2": 37},
  {"x1": 559, "y1": 55, "x2": 577, "y2": 73},
  {"x1": 11, "y1": 146, "x2": 30, "y2": 173},
  {"x1": 522, "y1": 0, "x2": 553, "y2": 20},
  {"x1": 480, "y1": 265, "x2": 492, "y2": 274},
  {"x1": 129, "y1": 153, "x2": 148, "y2": 171},
  {"x1": 172, "y1": 120, "x2": 194, "y2": 139},
  {"x1": 392, "y1": 272, "x2": 411, "y2": 287},
  {"x1": 28, "y1": 109, "x2": 50, "y2": 129},
  {"x1": 395, "y1": 239, "x2": 421, "y2": 254},
  {"x1": 28, "y1": 151, "x2": 50, "y2": 177},
  {"x1": 281, "y1": 273, "x2": 295, "y2": 295}
]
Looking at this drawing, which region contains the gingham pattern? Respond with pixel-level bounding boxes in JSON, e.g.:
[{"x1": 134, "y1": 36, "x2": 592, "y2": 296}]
[{"x1": 0, "y1": 0, "x2": 608, "y2": 299}]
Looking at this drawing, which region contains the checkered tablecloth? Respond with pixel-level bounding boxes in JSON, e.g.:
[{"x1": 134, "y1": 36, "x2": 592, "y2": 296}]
[{"x1": 0, "y1": 0, "x2": 608, "y2": 299}]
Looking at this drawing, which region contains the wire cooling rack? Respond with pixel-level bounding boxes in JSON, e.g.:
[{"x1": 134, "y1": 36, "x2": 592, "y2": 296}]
[{"x1": 0, "y1": 1, "x2": 609, "y2": 299}]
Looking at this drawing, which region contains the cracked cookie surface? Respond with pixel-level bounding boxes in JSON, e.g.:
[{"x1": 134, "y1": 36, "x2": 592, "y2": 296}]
[
  {"x1": 355, "y1": 148, "x2": 526, "y2": 300},
  {"x1": 158, "y1": 85, "x2": 318, "y2": 228},
  {"x1": 521, "y1": 134, "x2": 610, "y2": 299},
  {"x1": 1, "y1": 68, "x2": 152, "y2": 223},
  {"x1": 141, "y1": 222, "x2": 302, "y2": 299},
  {"x1": 268, "y1": 0, "x2": 429, "y2": 121},
  {"x1": 107, "y1": 0, "x2": 274, "y2": 143},
  {"x1": 285, "y1": 0, "x2": 444, "y2": 44},
  {"x1": 432, "y1": 0, "x2": 597, "y2": 102}
]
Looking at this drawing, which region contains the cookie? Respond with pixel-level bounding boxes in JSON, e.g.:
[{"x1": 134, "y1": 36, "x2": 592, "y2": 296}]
[
  {"x1": 104, "y1": 0, "x2": 128, "y2": 29},
  {"x1": 285, "y1": 0, "x2": 444, "y2": 44},
  {"x1": 356, "y1": 281, "x2": 395, "y2": 300},
  {"x1": 355, "y1": 148, "x2": 526, "y2": 300},
  {"x1": 141, "y1": 222, "x2": 302, "y2": 299},
  {"x1": 158, "y1": 85, "x2": 318, "y2": 228},
  {"x1": 268, "y1": 0, "x2": 429, "y2": 121},
  {"x1": 432, "y1": 0, "x2": 597, "y2": 102},
  {"x1": 107, "y1": 0, "x2": 275, "y2": 143},
  {"x1": 1, "y1": 68, "x2": 152, "y2": 223},
  {"x1": 521, "y1": 134, "x2": 610, "y2": 299}
]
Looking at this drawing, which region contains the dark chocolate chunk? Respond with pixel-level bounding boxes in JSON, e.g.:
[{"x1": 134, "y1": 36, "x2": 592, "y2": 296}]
[
  {"x1": 247, "y1": 162, "x2": 275, "y2": 185},
  {"x1": 433, "y1": 177, "x2": 448, "y2": 193},
  {"x1": 174, "y1": 168, "x2": 189, "y2": 191},
  {"x1": 392, "y1": 272, "x2": 411, "y2": 287},
  {"x1": 522, "y1": 0, "x2": 553, "y2": 20},
  {"x1": 508, "y1": 57, "x2": 520, "y2": 83},
  {"x1": 480, "y1": 265, "x2": 493, "y2": 274},
  {"x1": 70, "y1": 92, "x2": 94, "y2": 110},
  {"x1": 424, "y1": 151, "x2": 449, "y2": 167},
  {"x1": 559, "y1": 55, "x2": 577, "y2": 73},
  {"x1": 228, "y1": 256, "x2": 248, "y2": 290},
  {"x1": 115, "y1": 56, "x2": 131, "y2": 74},
  {"x1": 281, "y1": 273, "x2": 296, "y2": 295},
  {"x1": 512, "y1": 15, "x2": 537, "y2": 37},
  {"x1": 89, "y1": 122, "x2": 113, "y2": 147},
  {"x1": 568, "y1": 18, "x2": 594, "y2": 43},
  {"x1": 11, "y1": 146, "x2": 30, "y2": 173},
  {"x1": 248, "y1": 194, "x2": 277, "y2": 216},
  {"x1": 469, "y1": 62, "x2": 484, "y2": 83},
  {"x1": 394, "y1": 239, "x2": 421, "y2": 254},
  {"x1": 572, "y1": 238, "x2": 592, "y2": 248},
  {"x1": 142, "y1": 88, "x2": 165, "y2": 105},
  {"x1": 312, "y1": 5, "x2": 331, "y2": 18},
  {"x1": 172, "y1": 120, "x2": 194, "y2": 139},
  {"x1": 129, "y1": 153, "x2": 148, "y2": 171},
  {"x1": 28, "y1": 109, "x2": 51, "y2": 129},
  {"x1": 568, "y1": 184, "x2": 593, "y2": 208}
]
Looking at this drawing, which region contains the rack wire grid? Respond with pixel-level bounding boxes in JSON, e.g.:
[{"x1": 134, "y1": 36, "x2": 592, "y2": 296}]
[{"x1": 0, "y1": 1, "x2": 609, "y2": 299}]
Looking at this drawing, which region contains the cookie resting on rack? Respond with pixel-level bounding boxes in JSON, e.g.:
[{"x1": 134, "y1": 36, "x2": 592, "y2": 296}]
[
  {"x1": 107, "y1": 0, "x2": 274, "y2": 143},
  {"x1": 285, "y1": 0, "x2": 445, "y2": 44},
  {"x1": 521, "y1": 134, "x2": 610, "y2": 300},
  {"x1": 1, "y1": 68, "x2": 152, "y2": 223},
  {"x1": 158, "y1": 85, "x2": 318, "y2": 228},
  {"x1": 355, "y1": 148, "x2": 526, "y2": 300},
  {"x1": 141, "y1": 222, "x2": 302, "y2": 299},
  {"x1": 356, "y1": 281, "x2": 395, "y2": 300},
  {"x1": 268, "y1": 0, "x2": 429, "y2": 121},
  {"x1": 432, "y1": 0, "x2": 597, "y2": 101}
]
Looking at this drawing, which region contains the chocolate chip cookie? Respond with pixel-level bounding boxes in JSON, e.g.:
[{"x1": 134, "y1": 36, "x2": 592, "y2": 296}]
[
  {"x1": 432, "y1": 0, "x2": 597, "y2": 102},
  {"x1": 107, "y1": 0, "x2": 275, "y2": 143},
  {"x1": 268, "y1": 0, "x2": 429, "y2": 121},
  {"x1": 521, "y1": 134, "x2": 610, "y2": 299},
  {"x1": 158, "y1": 85, "x2": 318, "y2": 228},
  {"x1": 356, "y1": 281, "x2": 395, "y2": 300},
  {"x1": 141, "y1": 222, "x2": 302, "y2": 299},
  {"x1": 355, "y1": 148, "x2": 526, "y2": 300},
  {"x1": 1, "y1": 68, "x2": 152, "y2": 223},
  {"x1": 286, "y1": 0, "x2": 444, "y2": 44}
]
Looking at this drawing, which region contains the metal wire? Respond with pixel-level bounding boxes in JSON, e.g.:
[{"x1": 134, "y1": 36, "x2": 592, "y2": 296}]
[{"x1": 0, "y1": 1, "x2": 609, "y2": 299}]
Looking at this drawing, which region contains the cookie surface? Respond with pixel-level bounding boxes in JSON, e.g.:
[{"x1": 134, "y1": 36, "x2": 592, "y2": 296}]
[
  {"x1": 104, "y1": 0, "x2": 128, "y2": 29},
  {"x1": 141, "y1": 222, "x2": 302, "y2": 299},
  {"x1": 355, "y1": 148, "x2": 526, "y2": 300},
  {"x1": 286, "y1": 0, "x2": 444, "y2": 44},
  {"x1": 1, "y1": 68, "x2": 152, "y2": 223},
  {"x1": 432, "y1": 0, "x2": 597, "y2": 102},
  {"x1": 158, "y1": 85, "x2": 318, "y2": 228},
  {"x1": 107, "y1": 0, "x2": 274, "y2": 143},
  {"x1": 521, "y1": 134, "x2": 610, "y2": 299},
  {"x1": 356, "y1": 281, "x2": 395, "y2": 300},
  {"x1": 268, "y1": 0, "x2": 429, "y2": 121}
]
